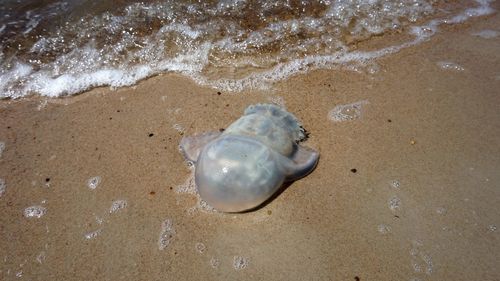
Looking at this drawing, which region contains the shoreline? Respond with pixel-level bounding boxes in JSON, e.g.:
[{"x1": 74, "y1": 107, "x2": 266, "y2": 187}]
[
  {"x1": 0, "y1": 0, "x2": 494, "y2": 99},
  {"x1": 1, "y1": 7, "x2": 499, "y2": 281}
]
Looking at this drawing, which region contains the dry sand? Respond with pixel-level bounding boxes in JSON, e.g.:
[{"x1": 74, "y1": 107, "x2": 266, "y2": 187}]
[{"x1": 1, "y1": 8, "x2": 499, "y2": 281}]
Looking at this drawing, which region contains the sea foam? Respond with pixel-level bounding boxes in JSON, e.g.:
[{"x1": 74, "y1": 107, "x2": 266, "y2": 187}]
[{"x1": 0, "y1": 0, "x2": 494, "y2": 98}]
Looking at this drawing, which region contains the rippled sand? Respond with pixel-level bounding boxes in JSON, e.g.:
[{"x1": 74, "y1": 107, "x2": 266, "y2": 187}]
[{"x1": 1, "y1": 7, "x2": 499, "y2": 281}]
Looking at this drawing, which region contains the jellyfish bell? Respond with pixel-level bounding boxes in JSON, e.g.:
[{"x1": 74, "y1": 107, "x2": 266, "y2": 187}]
[{"x1": 179, "y1": 104, "x2": 319, "y2": 212}]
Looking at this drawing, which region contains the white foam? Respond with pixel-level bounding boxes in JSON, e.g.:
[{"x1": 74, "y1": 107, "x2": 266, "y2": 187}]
[
  {"x1": 267, "y1": 96, "x2": 286, "y2": 107},
  {"x1": 84, "y1": 229, "x2": 102, "y2": 240},
  {"x1": 210, "y1": 257, "x2": 220, "y2": 269},
  {"x1": 23, "y1": 205, "x2": 47, "y2": 218},
  {"x1": 0, "y1": 0, "x2": 494, "y2": 98},
  {"x1": 176, "y1": 171, "x2": 219, "y2": 215},
  {"x1": 409, "y1": 240, "x2": 433, "y2": 276},
  {"x1": 36, "y1": 251, "x2": 46, "y2": 264},
  {"x1": 95, "y1": 216, "x2": 104, "y2": 225},
  {"x1": 172, "y1": 124, "x2": 185, "y2": 133},
  {"x1": 87, "y1": 176, "x2": 101, "y2": 190},
  {"x1": 176, "y1": 172, "x2": 197, "y2": 194},
  {"x1": 158, "y1": 218, "x2": 175, "y2": 250},
  {"x1": 195, "y1": 242, "x2": 206, "y2": 254},
  {"x1": 445, "y1": 0, "x2": 494, "y2": 24},
  {"x1": 109, "y1": 200, "x2": 127, "y2": 213},
  {"x1": 0, "y1": 178, "x2": 5, "y2": 197},
  {"x1": 0, "y1": 141, "x2": 5, "y2": 157},
  {"x1": 436, "y1": 207, "x2": 447, "y2": 215},
  {"x1": 437, "y1": 61, "x2": 465, "y2": 71},
  {"x1": 233, "y1": 256, "x2": 249, "y2": 270},
  {"x1": 390, "y1": 180, "x2": 401, "y2": 189},
  {"x1": 388, "y1": 196, "x2": 401, "y2": 212},
  {"x1": 328, "y1": 100, "x2": 369, "y2": 122},
  {"x1": 377, "y1": 224, "x2": 391, "y2": 234}
]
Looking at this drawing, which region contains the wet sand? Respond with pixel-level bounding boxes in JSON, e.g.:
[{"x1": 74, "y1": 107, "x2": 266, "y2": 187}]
[{"x1": 1, "y1": 8, "x2": 499, "y2": 281}]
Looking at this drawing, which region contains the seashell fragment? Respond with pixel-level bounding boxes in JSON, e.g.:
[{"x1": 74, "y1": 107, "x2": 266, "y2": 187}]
[{"x1": 179, "y1": 104, "x2": 319, "y2": 212}]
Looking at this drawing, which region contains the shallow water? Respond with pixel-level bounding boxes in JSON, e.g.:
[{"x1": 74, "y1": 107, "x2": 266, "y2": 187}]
[{"x1": 0, "y1": 0, "x2": 494, "y2": 98}]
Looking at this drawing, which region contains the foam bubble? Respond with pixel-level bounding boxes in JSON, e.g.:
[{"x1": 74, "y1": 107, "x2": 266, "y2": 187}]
[
  {"x1": 0, "y1": 178, "x2": 5, "y2": 197},
  {"x1": 233, "y1": 256, "x2": 249, "y2": 270},
  {"x1": 0, "y1": 141, "x2": 5, "y2": 157},
  {"x1": 210, "y1": 257, "x2": 220, "y2": 269},
  {"x1": 436, "y1": 207, "x2": 447, "y2": 215},
  {"x1": 37, "y1": 100, "x2": 48, "y2": 111},
  {"x1": 87, "y1": 176, "x2": 101, "y2": 190},
  {"x1": 84, "y1": 229, "x2": 102, "y2": 240},
  {"x1": 36, "y1": 251, "x2": 46, "y2": 264},
  {"x1": 173, "y1": 124, "x2": 185, "y2": 133},
  {"x1": 412, "y1": 260, "x2": 423, "y2": 273},
  {"x1": 409, "y1": 240, "x2": 433, "y2": 276},
  {"x1": 0, "y1": 0, "x2": 494, "y2": 98},
  {"x1": 267, "y1": 96, "x2": 286, "y2": 107},
  {"x1": 95, "y1": 216, "x2": 104, "y2": 225},
  {"x1": 23, "y1": 205, "x2": 47, "y2": 218},
  {"x1": 390, "y1": 180, "x2": 401, "y2": 189},
  {"x1": 195, "y1": 242, "x2": 206, "y2": 254},
  {"x1": 377, "y1": 224, "x2": 391, "y2": 234},
  {"x1": 437, "y1": 61, "x2": 465, "y2": 71},
  {"x1": 328, "y1": 100, "x2": 369, "y2": 122},
  {"x1": 176, "y1": 172, "x2": 197, "y2": 194},
  {"x1": 388, "y1": 196, "x2": 401, "y2": 212},
  {"x1": 176, "y1": 171, "x2": 219, "y2": 215},
  {"x1": 158, "y1": 219, "x2": 175, "y2": 250},
  {"x1": 445, "y1": 1, "x2": 495, "y2": 24},
  {"x1": 109, "y1": 199, "x2": 127, "y2": 213},
  {"x1": 198, "y1": 199, "x2": 218, "y2": 214}
]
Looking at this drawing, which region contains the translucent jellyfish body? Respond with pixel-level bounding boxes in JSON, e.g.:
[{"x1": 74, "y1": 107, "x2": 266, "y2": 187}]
[{"x1": 180, "y1": 104, "x2": 319, "y2": 212}]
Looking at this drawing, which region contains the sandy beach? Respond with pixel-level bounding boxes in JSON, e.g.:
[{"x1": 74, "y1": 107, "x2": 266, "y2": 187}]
[{"x1": 1, "y1": 5, "x2": 499, "y2": 281}]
